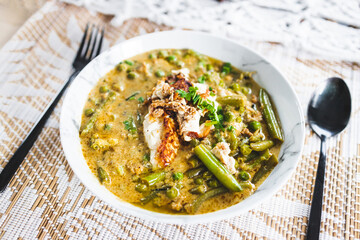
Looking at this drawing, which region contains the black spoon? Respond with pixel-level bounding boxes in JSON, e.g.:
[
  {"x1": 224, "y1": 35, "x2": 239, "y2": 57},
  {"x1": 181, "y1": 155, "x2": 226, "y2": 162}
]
[{"x1": 306, "y1": 77, "x2": 351, "y2": 240}]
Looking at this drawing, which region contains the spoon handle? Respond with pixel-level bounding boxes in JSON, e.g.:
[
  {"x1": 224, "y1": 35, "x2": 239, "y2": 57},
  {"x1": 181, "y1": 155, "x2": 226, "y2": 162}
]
[{"x1": 306, "y1": 136, "x2": 326, "y2": 240}]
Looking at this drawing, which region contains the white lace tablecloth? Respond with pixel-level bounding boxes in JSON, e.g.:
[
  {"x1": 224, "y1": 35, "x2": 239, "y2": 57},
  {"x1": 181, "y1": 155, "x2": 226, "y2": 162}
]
[{"x1": 0, "y1": 0, "x2": 359, "y2": 239}]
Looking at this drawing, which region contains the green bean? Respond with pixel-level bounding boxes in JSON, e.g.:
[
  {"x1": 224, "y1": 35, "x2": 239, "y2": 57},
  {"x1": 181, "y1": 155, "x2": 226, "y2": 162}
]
[
  {"x1": 172, "y1": 172, "x2": 184, "y2": 181},
  {"x1": 190, "y1": 138, "x2": 200, "y2": 147},
  {"x1": 240, "y1": 144, "x2": 252, "y2": 156},
  {"x1": 166, "y1": 187, "x2": 179, "y2": 199},
  {"x1": 217, "y1": 96, "x2": 245, "y2": 107},
  {"x1": 97, "y1": 167, "x2": 109, "y2": 183},
  {"x1": 248, "y1": 121, "x2": 261, "y2": 131},
  {"x1": 245, "y1": 151, "x2": 258, "y2": 162},
  {"x1": 250, "y1": 140, "x2": 274, "y2": 151},
  {"x1": 252, "y1": 155, "x2": 278, "y2": 184},
  {"x1": 135, "y1": 183, "x2": 148, "y2": 193},
  {"x1": 124, "y1": 60, "x2": 134, "y2": 66},
  {"x1": 188, "y1": 157, "x2": 202, "y2": 168},
  {"x1": 141, "y1": 172, "x2": 165, "y2": 187},
  {"x1": 155, "y1": 70, "x2": 165, "y2": 78},
  {"x1": 189, "y1": 185, "x2": 207, "y2": 194},
  {"x1": 228, "y1": 130, "x2": 238, "y2": 150},
  {"x1": 191, "y1": 187, "x2": 228, "y2": 213},
  {"x1": 84, "y1": 108, "x2": 95, "y2": 117},
  {"x1": 140, "y1": 191, "x2": 158, "y2": 205},
  {"x1": 194, "y1": 144, "x2": 242, "y2": 192},
  {"x1": 185, "y1": 167, "x2": 205, "y2": 178},
  {"x1": 249, "y1": 149, "x2": 272, "y2": 169},
  {"x1": 99, "y1": 85, "x2": 109, "y2": 93},
  {"x1": 81, "y1": 92, "x2": 116, "y2": 136},
  {"x1": 125, "y1": 91, "x2": 140, "y2": 101},
  {"x1": 259, "y1": 89, "x2": 284, "y2": 141}
]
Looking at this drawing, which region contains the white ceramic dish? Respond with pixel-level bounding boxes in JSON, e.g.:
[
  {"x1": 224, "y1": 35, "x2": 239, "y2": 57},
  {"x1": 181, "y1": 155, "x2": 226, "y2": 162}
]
[{"x1": 60, "y1": 30, "x2": 305, "y2": 224}]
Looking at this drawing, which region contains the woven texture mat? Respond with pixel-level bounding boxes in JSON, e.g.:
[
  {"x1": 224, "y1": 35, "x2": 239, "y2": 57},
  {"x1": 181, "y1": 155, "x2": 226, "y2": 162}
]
[{"x1": 0, "y1": 1, "x2": 359, "y2": 239}]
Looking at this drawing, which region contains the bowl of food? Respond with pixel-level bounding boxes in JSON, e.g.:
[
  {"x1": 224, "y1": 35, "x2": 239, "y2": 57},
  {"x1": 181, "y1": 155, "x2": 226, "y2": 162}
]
[{"x1": 60, "y1": 30, "x2": 304, "y2": 224}]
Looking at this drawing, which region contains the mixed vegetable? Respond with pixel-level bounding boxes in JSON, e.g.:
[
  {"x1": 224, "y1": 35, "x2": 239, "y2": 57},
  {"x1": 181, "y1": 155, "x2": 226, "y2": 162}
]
[{"x1": 80, "y1": 49, "x2": 283, "y2": 214}]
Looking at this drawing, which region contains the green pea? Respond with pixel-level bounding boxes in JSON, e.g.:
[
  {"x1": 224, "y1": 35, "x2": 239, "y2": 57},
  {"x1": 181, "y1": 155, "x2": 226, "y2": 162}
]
[
  {"x1": 99, "y1": 86, "x2": 109, "y2": 93},
  {"x1": 172, "y1": 172, "x2": 184, "y2": 181},
  {"x1": 189, "y1": 185, "x2": 207, "y2": 194},
  {"x1": 135, "y1": 183, "x2": 148, "y2": 193},
  {"x1": 158, "y1": 50, "x2": 168, "y2": 58},
  {"x1": 124, "y1": 60, "x2": 134, "y2": 66},
  {"x1": 207, "y1": 179, "x2": 219, "y2": 188},
  {"x1": 240, "y1": 144, "x2": 252, "y2": 156},
  {"x1": 155, "y1": 70, "x2": 165, "y2": 78},
  {"x1": 148, "y1": 53, "x2": 156, "y2": 59},
  {"x1": 241, "y1": 87, "x2": 251, "y2": 95},
  {"x1": 231, "y1": 83, "x2": 241, "y2": 91},
  {"x1": 166, "y1": 187, "x2": 179, "y2": 199},
  {"x1": 166, "y1": 55, "x2": 177, "y2": 63},
  {"x1": 248, "y1": 121, "x2": 262, "y2": 131},
  {"x1": 194, "y1": 178, "x2": 204, "y2": 185},
  {"x1": 239, "y1": 171, "x2": 251, "y2": 181},
  {"x1": 127, "y1": 72, "x2": 138, "y2": 79},
  {"x1": 84, "y1": 108, "x2": 95, "y2": 117}
]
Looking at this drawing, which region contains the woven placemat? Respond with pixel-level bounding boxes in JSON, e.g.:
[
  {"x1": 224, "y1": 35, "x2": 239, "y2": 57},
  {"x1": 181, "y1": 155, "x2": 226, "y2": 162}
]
[{"x1": 0, "y1": 1, "x2": 359, "y2": 239}]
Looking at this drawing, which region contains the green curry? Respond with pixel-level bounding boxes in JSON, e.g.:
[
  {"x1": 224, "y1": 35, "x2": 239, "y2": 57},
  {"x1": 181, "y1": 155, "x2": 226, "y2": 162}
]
[{"x1": 80, "y1": 49, "x2": 283, "y2": 214}]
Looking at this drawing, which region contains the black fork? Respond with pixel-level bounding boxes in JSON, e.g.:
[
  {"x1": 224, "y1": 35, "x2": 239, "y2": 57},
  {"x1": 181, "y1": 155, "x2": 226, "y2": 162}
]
[{"x1": 0, "y1": 24, "x2": 105, "y2": 192}]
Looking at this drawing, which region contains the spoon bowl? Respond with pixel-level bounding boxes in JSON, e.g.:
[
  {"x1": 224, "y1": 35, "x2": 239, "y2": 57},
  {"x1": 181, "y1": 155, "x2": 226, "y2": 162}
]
[
  {"x1": 306, "y1": 77, "x2": 351, "y2": 240},
  {"x1": 308, "y1": 77, "x2": 351, "y2": 138}
]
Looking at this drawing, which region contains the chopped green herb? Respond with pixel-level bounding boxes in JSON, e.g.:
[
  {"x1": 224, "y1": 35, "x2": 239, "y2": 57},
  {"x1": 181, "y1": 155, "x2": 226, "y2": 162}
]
[
  {"x1": 176, "y1": 87, "x2": 224, "y2": 130},
  {"x1": 126, "y1": 91, "x2": 140, "y2": 101},
  {"x1": 138, "y1": 97, "x2": 144, "y2": 103},
  {"x1": 123, "y1": 117, "x2": 137, "y2": 134},
  {"x1": 198, "y1": 75, "x2": 205, "y2": 83},
  {"x1": 222, "y1": 62, "x2": 232, "y2": 75}
]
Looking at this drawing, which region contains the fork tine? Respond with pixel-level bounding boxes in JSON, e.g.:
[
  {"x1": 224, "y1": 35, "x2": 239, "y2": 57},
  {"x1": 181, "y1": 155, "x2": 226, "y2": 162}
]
[
  {"x1": 88, "y1": 26, "x2": 99, "y2": 59},
  {"x1": 95, "y1": 27, "x2": 105, "y2": 57},
  {"x1": 75, "y1": 23, "x2": 89, "y2": 61},
  {"x1": 83, "y1": 24, "x2": 95, "y2": 58}
]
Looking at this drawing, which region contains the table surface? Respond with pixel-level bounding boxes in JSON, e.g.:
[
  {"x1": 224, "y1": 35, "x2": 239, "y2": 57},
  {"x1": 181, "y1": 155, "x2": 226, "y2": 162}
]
[{"x1": 0, "y1": 1, "x2": 359, "y2": 239}]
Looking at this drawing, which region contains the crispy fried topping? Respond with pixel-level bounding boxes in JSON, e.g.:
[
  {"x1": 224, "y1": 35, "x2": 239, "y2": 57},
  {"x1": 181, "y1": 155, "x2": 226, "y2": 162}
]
[{"x1": 156, "y1": 116, "x2": 180, "y2": 167}]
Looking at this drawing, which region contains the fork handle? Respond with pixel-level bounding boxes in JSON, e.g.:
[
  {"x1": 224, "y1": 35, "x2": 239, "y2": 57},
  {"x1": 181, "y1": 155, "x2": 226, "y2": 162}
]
[
  {"x1": 306, "y1": 136, "x2": 326, "y2": 240},
  {"x1": 0, "y1": 70, "x2": 80, "y2": 192}
]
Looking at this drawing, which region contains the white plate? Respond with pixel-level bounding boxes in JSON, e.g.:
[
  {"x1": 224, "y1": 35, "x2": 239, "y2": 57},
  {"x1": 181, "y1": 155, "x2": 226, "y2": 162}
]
[{"x1": 60, "y1": 30, "x2": 305, "y2": 224}]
